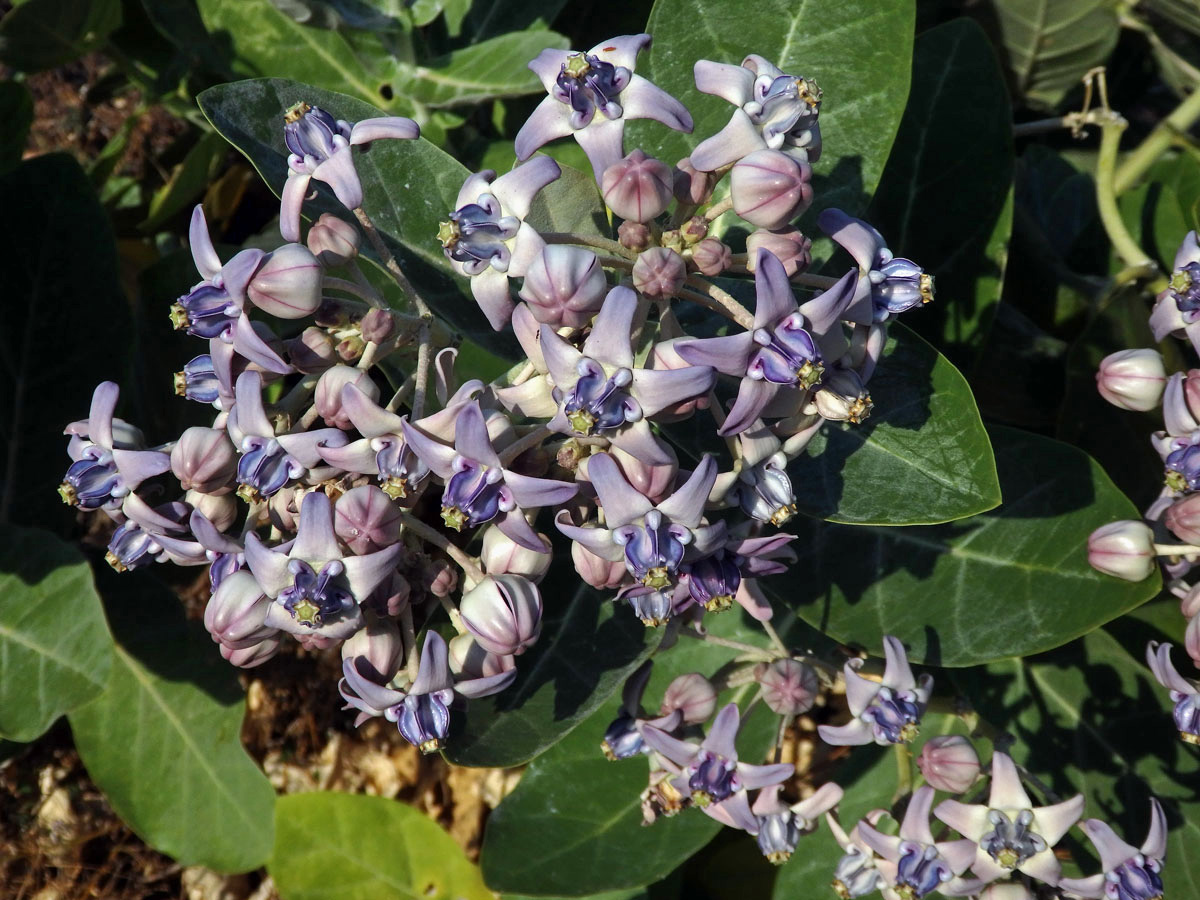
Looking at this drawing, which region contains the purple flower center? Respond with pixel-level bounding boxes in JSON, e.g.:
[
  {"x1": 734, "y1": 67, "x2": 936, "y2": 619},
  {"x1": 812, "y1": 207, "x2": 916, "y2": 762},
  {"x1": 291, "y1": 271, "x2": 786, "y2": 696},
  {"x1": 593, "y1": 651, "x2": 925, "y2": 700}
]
[
  {"x1": 862, "y1": 685, "x2": 922, "y2": 744},
  {"x1": 171, "y1": 282, "x2": 241, "y2": 339},
  {"x1": 980, "y1": 808, "x2": 1045, "y2": 869},
  {"x1": 601, "y1": 712, "x2": 646, "y2": 760},
  {"x1": 441, "y1": 458, "x2": 506, "y2": 531},
  {"x1": 874, "y1": 257, "x2": 933, "y2": 318},
  {"x1": 60, "y1": 449, "x2": 123, "y2": 510},
  {"x1": 175, "y1": 354, "x2": 221, "y2": 404},
  {"x1": 748, "y1": 314, "x2": 824, "y2": 387},
  {"x1": 1172, "y1": 691, "x2": 1200, "y2": 743},
  {"x1": 1106, "y1": 855, "x2": 1164, "y2": 900},
  {"x1": 832, "y1": 847, "x2": 881, "y2": 898},
  {"x1": 687, "y1": 749, "x2": 739, "y2": 806},
  {"x1": 894, "y1": 841, "x2": 951, "y2": 899},
  {"x1": 614, "y1": 509, "x2": 690, "y2": 590},
  {"x1": 553, "y1": 53, "x2": 632, "y2": 129},
  {"x1": 278, "y1": 558, "x2": 354, "y2": 628},
  {"x1": 105, "y1": 522, "x2": 160, "y2": 572},
  {"x1": 374, "y1": 436, "x2": 428, "y2": 500},
  {"x1": 440, "y1": 193, "x2": 519, "y2": 276},
  {"x1": 284, "y1": 103, "x2": 349, "y2": 166},
  {"x1": 735, "y1": 457, "x2": 797, "y2": 526},
  {"x1": 620, "y1": 586, "x2": 675, "y2": 626},
  {"x1": 237, "y1": 436, "x2": 303, "y2": 501},
  {"x1": 1165, "y1": 437, "x2": 1200, "y2": 492},
  {"x1": 563, "y1": 359, "x2": 639, "y2": 435},
  {"x1": 755, "y1": 810, "x2": 800, "y2": 863},
  {"x1": 208, "y1": 551, "x2": 244, "y2": 591},
  {"x1": 753, "y1": 74, "x2": 821, "y2": 147},
  {"x1": 394, "y1": 689, "x2": 454, "y2": 753},
  {"x1": 687, "y1": 552, "x2": 741, "y2": 612},
  {"x1": 1171, "y1": 261, "x2": 1200, "y2": 314}
]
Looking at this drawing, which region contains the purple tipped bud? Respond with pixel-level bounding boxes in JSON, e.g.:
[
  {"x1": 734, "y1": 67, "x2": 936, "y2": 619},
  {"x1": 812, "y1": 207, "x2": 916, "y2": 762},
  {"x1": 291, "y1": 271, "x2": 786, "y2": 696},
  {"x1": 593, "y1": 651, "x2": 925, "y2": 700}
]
[
  {"x1": 458, "y1": 574, "x2": 543, "y2": 656},
  {"x1": 814, "y1": 369, "x2": 873, "y2": 424},
  {"x1": 673, "y1": 156, "x2": 717, "y2": 206},
  {"x1": 746, "y1": 228, "x2": 812, "y2": 276},
  {"x1": 618, "y1": 221, "x2": 652, "y2": 252},
  {"x1": 691, "y1": 238, "x2": 731, "y2": 276},
  {"x1": 359, "y1": 308, "x2": 395, "y2": 344},
  {"x1": 519, "y1": 245, "x2": 608, "y2": 328},
  {"x1": 220, "y1": 635, "x2": 282, "y2": 668},
  {"x1": 572, "y1": 541, "x2": 629, "y2": 589},
  {"x1": 730, "y1": 149, "x2": 813, "y2": 229},
  {"x1": 204, "y1": 570, "x2": 275, "y2": 649},
  {"x1": 481, "y1": 526, "x2": 552, "y2": 582},
  {"x1": 602, "y1": 150, "x2": 673, "y2": 223},
  {"x1": 246, "y1": 244, "x2": 323, "y2": 319},
  {"x1": 287, "y1": 327, "x2": 338, "y2": 374},
  {"x1": 632, "y1": 247, "x2": 686, "y2": 299},
  {"x1": 758, "y1": 658, "x2": 818, "y2": 716},
  {"x1": 171, "y1": 426, "x2": 238, "y2": 494},
  {"x1": 1096, "y1": 349, "x2": 1166, "y2": 412},
  {"x1": 186, "y1": 490, "x2": 238, "y2": 533},
  {"x1": 661, "y1": 673, "x2": 717, "y2": 724},
  {"x1": 306, "y1": 213, "x2": 360, "y2": 267},
  {"x1": 1087, "y1": 520, "x2": 1156, "y2": 581},
  {"x1": 915, "y1": 735, "x2": 979, "y2": 794},
  {"x1": 315, "y1": 365, "x2": 380, "y2": 429},
  {"x1": 340, "y1": 615, "x2": 403, "y2": 684},
  {"x1": 427, "y1": 558, "x2": 459, "y2": 598},
  {"x1": 334, "y1": 485, "x2": 401, "y2": 554}
]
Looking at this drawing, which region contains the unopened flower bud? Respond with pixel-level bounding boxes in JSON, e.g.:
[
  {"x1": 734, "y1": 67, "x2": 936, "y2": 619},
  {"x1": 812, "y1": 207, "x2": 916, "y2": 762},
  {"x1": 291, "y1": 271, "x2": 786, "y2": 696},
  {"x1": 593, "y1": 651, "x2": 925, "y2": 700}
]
[
  {"x1": 306, "y1": 213, "x2": 360, "y2": 267},
  {"x1": 287, "y1": 326, "x2": 338, "y2": 374},
  {"x1": 341, "y1": 615, "x2": 403, "y2": 683},
  {"x1": 336, "y1": 334, "x2": 365, "y2": 362},
  {"x1": 602, "y1": 150, "x2": 673, "y2": 223},
  {"x1": 204, "y1": 570, "x2": 274, "y2": 649},
  {"x1": 572, "y1": 541, "x2": 628, "y2": 589},
  {"x1": 690, "y1": 238, "x2": 731, "y2": 276},
  {"x1": 746, "y1": 228, "x2": 812, "y2": 275},
  {"x1": 1163, "y1": 369, "x2": 1200, "y2": 434},
  {"x1": 681, "y1": 216, "x2": 707, "y2": 244},
  {"x1": 519, "y1": 245, "x2": 607, "y2": 328},
  {"x1": 975, "y1": 884, "x2": 1035, "y2": 900},
  {"x1": 758, "y1": 658, "x2": 818, "y2": 716},
  {"x1": 220, "y1": 634, "x2": 281, "y2": 668},
  {"x1": 366, "y1": 572, "x2": 410, "y2": 617},
  {"x1": 814, "y1": 369, "x2": 872, "y2": 424},
  {"x1": 359, "y1": 308, "x2": 395, "y2": 344},
  {"x1": 730, "y1": 149, "x2": 813, "y2": 229},
  {"x1": 1167, "y1": 494, "x2": 1200, "y2": 545},
  {"x1": 315, "y1": 365, "x2": 379, "y2": 429},
  {"x1": 1087, "y1": 520, "x2": 1155, "y2": 581},
  {"x1": 315, "y1": 298, "x2": 349, "y2": 328},
  {"x1": 172, "y1": 426, "x2": 237, "y2": 494},
  {"x1": 246, "y1": 243, "x2": 323, "y2": 319},
  {"x1": 915, "y1": 735, "x2": 980, "y2": 793},
  {"x1": 632, "y1": 247, "x2": 686, "y2": 299},
  {"x1": 427, "y1": 558, "x2": 458, "y2": 597},
  {"x1": 448, "y1": 633, "x2": 516, "y2": 681},
  {"x1": 481, "y1": 526, "x2": 551, "y2": 582},
  {"x1": 334, "y1": 485, "x2": 401, "y2": 554},
  {"x1": 660, "y1": 673, "x2": 717, "y2": 724},
  {"x1": 673, "y1": 156, "x2": 717, "y2": 206},
  {"x1": 618, "y1": 221, "x2": 652, "y2": 252},
  {"x1": 608, "y1": 445, "x2": 678, "y2": 505},
  {"x1": 186, "y1": 489, "x2": 238, "y2": 533},
  {"x1": 459, "y1": 574, "x2": 543, "y2": 656},
  {"x1": 1096, "y1": 349, "x2": 1166, "y2": 412}
]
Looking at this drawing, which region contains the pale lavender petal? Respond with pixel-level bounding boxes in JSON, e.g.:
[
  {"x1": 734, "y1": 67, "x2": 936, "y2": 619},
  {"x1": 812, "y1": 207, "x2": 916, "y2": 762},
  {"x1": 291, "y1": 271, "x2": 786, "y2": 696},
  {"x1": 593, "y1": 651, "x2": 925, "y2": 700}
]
[
  {"x1": 733, "y1": 580, "x2": 773, "y2": 621},
  {"x1": 280, "y1": 172, "x2": 311, "y2": 243},
  {"x1": 1150, "y1": 292, "x2": 1186, "y2": 340},
  {"x1": 455, "y1": 667, "x2": 518, "y2": 698},
  {"x1": 492, "y1": 155, "x2": 561, "y2": 219},
  {"x1": 454, "y1": 401, "x2": 502, "y2": 467},
  {"x1": 752, "y1": 247, "x2": 796, "y2": 328},
  {"x1": 190, "y1": 510, "x2": 240, "y2": 552},
  {"x1": 1148, "y1": 642, "x2": 1194, "y2": 694},
  {"x1": 292, "y1": 491, "x2": 340, "y2": 561},
  {"x1": 689, "y1": 522, "x2": 728, "y2": 557},
  {"x1": 413, "y1": 630, "x2": 455, "y2": 694},
  {"x1": 343, "y1": 543, "x2": 403, "y2": 599},
  {"x1": 121, "y1": 493, "x2": 183, "y2": 534},
  {"x1": 218, "y1": 248, "x2": 265, "y2": 300},
  {"x1": 496, "y1": 378, "x2": 558, "y2": 418},
  {"x1": 589, "y1": 33, "x2": 651, "y2": 71},
  {"x1": 898, "y1": 785, "x2": 936, "y2": 844},
  {"x1": 621, "y1": 660, "x2": 653, "y2": 714},
  {"x1": 843, "y1": 662, "x2": 880, "y2": 717},
  {"x1": 575, "y1": 116, "x2": 626, "y2": 184},
  {"x1": 798, "y1": 270, "x2": 859, "y2": 335},
  {"x1": 456, "y1": 170, "x2": 496, "y2": 210},
  {"x1": 189, "y1": 205, "x2": 222, "y2": 279},
  {"x1": 582, "y1": 285, "x2": 637, "y2": 367},
  {"x1": 855, "y1": 821, "x2": 902, "y2": 862},
  {"x1": 234, "y1": 372, "x2": 274, "y2": 438},
  {"x1": 657, "y1": 455, "x2": 717, "y2": 526},
  {"x1": 1175, "y1": 230, "x2": 1200, "y2": 270},
  {"x1": 737, "y1": 761, "x2": 793, "y2": 790},
  {"x1": 880, "y1": 635, "x2": 916, "y2": 690},
  {"x1": 399, "y1": 420, "x2": 457, "y2": 478},
  {"x1": 1017, "y1": 848, "x2": 1062, "y2": 885},
  {"x1": 318, "y1": 438, "x2": 379, "y2": 474},
  {"x1": 528, "y1": 47, "x2": 574, "y2": 92},
  {"x1": 586, "y1": 452, "x2": 653, "y2": 526},
  {"x1": 232, "y1": 314, "x2": 292, "y2": 374},
  {"x1": 341, "y1": 656, "x2": 406, "y2": 712},
  {"x1": 693, "y1": 59, "x2": 755, "y2": 106},
  {"x1": 88, "y1": 381, "x2": 120, "y2": 449},
  {"x1": 817, "y1": 719, "x2": 874, "y2": 746},
  {"x1": 1143, "y1": 797, "x2": 1167, "y2": 859},
  {"x1": 503, "y1": 469, "x2": 578, "y2": 509},
  {"x1": 471, "y1": 266, "x2": 516, "y2": 331},
  {"x1": 111, "y1": 448, "x2": 172, "y2": 487},
  {"x1": 939, "y1": 839, "x2": 981, "y2": 876},
  {"x1": 514, "y1": 96, "x2": 574, "y2": 162},
  {"x1": 277, "y1": 428, "x2": 349, "y2": 468},
  {"x1": 620, "y1": 73, "x2": 693, "y2": 133},
  {"x1": 967, "y1": 851, "x2": 1009, "y2": 884},
  {"x1": 987, "y1": 752, "x2": 1032, "y2": 811},
  {"x1": 343, "y1": 383, "x2": 406, "y2": 438},
  {"x1": 702, "y1": 702, "x2": 741, "y2": 758},
  {"x1": 706, "y1": 791, "x2": 760, "y2": 833},
  {"x1": 349, "y1": 116, "x2": 419, "y2": 144},
  {"x1": 630, "y1": 365, "x2": 715, "y2": 417},
  {"x1": 155, "y1": 533, "x2": 210, "y2": 566},
  {"x1": 244, "y1": 532, "x2": 292, "y2": 598},
  {"x1": 690, "y1": 109, "x2": 765, "y2": 172},
  {"x1": 817, "y1": 208, "x2": 885, "y2": 271},
  {"x1": 539, "y1": 325, "x2": 585, "y2": 386},
  {"x1": 641, "y1": 723, "x2": 700, "y2": 767},
  {"x1": 609, "y1": 420, "x2": 673, "y2": 466},
  {"x1": 932, "y1": 798, "x2": 990, "y2": 841},
  {"x1": 312, "y1": 146, "x2": 363, "y2": 211},
  {"x1": 721, "y1": 379, "x2": 779, "y2": 436},
  {"x1": 554, "y1": 511, "x2": 623, "y2": 560},
  {"x1": 674, "y1": 334, "x2": 755, "y2": 376},
  {"x1": 1035, "y1": 794, "x2": 1085, "y2": 845},
  {"x1": 792, "y1": 782, "x2": 843, "y2": 820},
  {"x1": 496, "y1": 509, "x2": 547, "y2": 552},
  {"x1": 1057, "y1": 875, "x2": 1106, "y2": 899}
]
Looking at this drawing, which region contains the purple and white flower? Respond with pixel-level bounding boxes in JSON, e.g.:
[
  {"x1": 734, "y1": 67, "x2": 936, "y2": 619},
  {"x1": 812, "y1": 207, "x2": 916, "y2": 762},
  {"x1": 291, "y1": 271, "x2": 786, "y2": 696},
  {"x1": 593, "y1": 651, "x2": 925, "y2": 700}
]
[
  {"x1": 1146, "y1": 640, "x2": 1200, "y2": 744},
  {"x1": 752, "y1": 782, "x2": 843, "y2": 863},
  {"x1": 818, "y1": 635, "x2": 933, "y2": 746},
  {"x1": 1059, "y1": 799, "x2": 1167, "y2": 900}
]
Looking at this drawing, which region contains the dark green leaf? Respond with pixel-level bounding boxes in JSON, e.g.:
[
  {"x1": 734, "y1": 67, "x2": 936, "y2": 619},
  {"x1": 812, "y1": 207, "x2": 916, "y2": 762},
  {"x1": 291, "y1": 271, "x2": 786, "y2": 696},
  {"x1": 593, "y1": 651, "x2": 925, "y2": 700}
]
[
  {"x1": 0, "y1": 526, "x2": 113, "y2": 741},
  {"x1": 525, "y1": 159, "x2": 610, "y2": 238},
  {"x1": 270, "y1": 792, "x2": 492, "y2": 900},
  {"x1": 69, "y1": 572, "x2": 275, "y2": 872},
  {"x1": 0, "y1": 154, "x2": 132, "y2": 533},
  {"x1": 772, "y1": 425, "x2": 1161, "y2": 667},
  {"x1": 461, "y1": 0, "x2": 568, "y2": 41},
  {"x1": 0, "y1": 81, "x2": 32, "y2": 173},
  {"x1": 141, "y1": 130, "x2": 230, "y2": 231},
  {"x1": 1117, "y1": 152, "x2": 1200, "y2": 270},
  {"x1": 403, "y1": 31, "x2": 570, "y2": 108},
  {"x1": 788, "y1": 322, "x2": 1000, "y2": 525},
  {"x1": 868, "y1": 19, "x2": 1014, "y2": 363},
  {"x1": 0, "y1": 0, "x2": 121, "y2": 71}
]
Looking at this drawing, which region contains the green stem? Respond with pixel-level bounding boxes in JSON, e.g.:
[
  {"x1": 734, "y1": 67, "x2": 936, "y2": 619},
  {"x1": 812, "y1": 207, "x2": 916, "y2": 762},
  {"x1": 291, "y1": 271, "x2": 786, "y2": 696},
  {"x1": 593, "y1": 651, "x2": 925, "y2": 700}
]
[
  {"x1": 540, "y1": 231, "x2": 634, "y2": 259},
  {"x1": 677, "y1": 627, "x2": 775, "y2": 661},
  {"x1": 894, "y1": 742, "x2": 913, "y2": 804},
  {"x1": 1113, "y1": 87, "x2": 1200, "y2": 194},
  {"x1": 398, "y1": 510, "x2": 484, "y2": 583},
  {"x1": 1096, "y1": 117, "x2": 1165, "y2": 290},
  {"x1": 682, "y1": 276, "x2": 754, "y2": 329}
]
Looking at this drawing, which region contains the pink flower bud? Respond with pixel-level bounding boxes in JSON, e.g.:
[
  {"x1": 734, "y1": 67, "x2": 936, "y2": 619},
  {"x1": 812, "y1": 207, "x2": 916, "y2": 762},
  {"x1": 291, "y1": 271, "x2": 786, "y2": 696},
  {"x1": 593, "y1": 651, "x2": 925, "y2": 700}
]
[
  {"x1": 915, "y1": 735, "x2": 980, "y2": 793},
  {"x1": 608, "y1": 445, "x2": 678, "y2": 505},
  {"x1": 367, "y1": 572, "x2": 410, "y2": 617},
  {"x1": 448, "y1": 633, "x2": 514, "y2": 680},
  {"x1": 481, "y1": 526, "x2": 551, "y2": 582},
  {"x1": 171, "y1": 426, "x2": 237, "y2": 494},
  {"x1": 618, "y1": 221, "x2": 652, "y2": 252},
  {"x1": 1163, "y1": 369, "x2": 1200, "y2": 434},
  {"x1": 975, "y1": 883, "x2": 1035, "y2": 900},
  {"x1": 746, "y1": 228, "x2": 812, "y2": 275},
  {"x1": 1087, "y1": 520, "x2": 1155, "y2": 581},
  {"x1": 220, "y1": 634, "x2": 281, "y2": 668},
  {"x1": 758, "y1": 658, "x2": 818, "y2": 716},
  {"x1": 341, "y1": 615, "x2": 403, "y2": 683},
  {"x1": 519, "y1": 245, "x2": 607, "y2": 329},
  {"x1": 204, "y1": 570, "x2": 274, "y2": 649},
  {"x1": 246, "y1": 243, "x2": 323, "y2": 319},
  {"x1": 673, "y1": 156, "x2": 717, "y2": 206},
  {"x1": 315, "y1": 365, "x2": 379, "y2": 429},
  {"x1": 459, "y1": 574, "x2": 543, "y2": 656},
  {"x1": 690, "y1": 238, "x2": 731, "y2": 276},
  {"x1": 427, "y1": 558, "x2": 459, "y2": 597},
  {"x1": 1167, "y1": 494, "x2": 1200, "y2": 545},
  {"x1": 813, "y1": 369, "x2": 873, "y2": 424},
  {"x1": 287, "y1": 326, "x2": 338, "y2": 374},
  {"x1": 186, "y1": 490, "x2": 238, "y2": 533},
  {"x1": 334, "y1": 485, "x2": 401, "y2": 554},
  {"x1": 730, "y1": 149, "x2": 813, "y2": 229},
  {"x1": 336, "y1": 334, "x2": 365, "y2": 362},
  {"x1": 660, "y1": 673, "x2": 717, "y2": 724},
  {"x1": 632, "y1": 247, "x2": 686, "y2": 299},
  {"x1": 602, "y1": 150, "x2": 673, "y2": 223},
  {"x1": 306, "y1": 213, "x2": 360, "y2": 267},
  {"x1": 360, "y1": 308, "x2": 395, "y2": 344},
  {"x1": 681, "y1": 216, "x2": 708, "y2": 244},
  {"x1": 1096, "y1": 349, "x2": 1166, "y2": 412},
  {"x1": 572, "y1": 541, "x2": 629, "y2": 589}
]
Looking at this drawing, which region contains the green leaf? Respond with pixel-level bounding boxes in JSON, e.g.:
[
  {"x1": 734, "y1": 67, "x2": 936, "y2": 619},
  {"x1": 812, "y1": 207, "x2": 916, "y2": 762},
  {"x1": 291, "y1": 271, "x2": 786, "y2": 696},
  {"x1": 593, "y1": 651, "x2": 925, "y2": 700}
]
[
  {"x1": 0, "y1": 526, "x2": 113, "y2": 741},
  {"x1": 0, "y1": 81, "x2": 32, "y2": 174},
  {"x1": 198, "y1": 78, "x2": 518, "y2": 355},
  {"x1": 479, "y1": 613, "x2": 775, "y2": 896},
  {"x1": 1117, "y1": 152, "x2": 1200, "y2": 269},
  {"x1": 461, "y1": 0, "x2": 568, "y2": 40},
  {"x1": 978, "y1": 0, "x2": 1120, "y2": 109},
  {"x1": 269, "y1": 792, "x2": 492, "y2": 900},
  {"x1": 0, "y1": 0, "x2": 121, "y2": 71},
  {"x1": 634, "y1": 0, "x2": 915, "y2": 219},
  {"x1": 772, "y1": 425, "x2": 1161, "y2": 667},
  {"x1": 69, "y1": 572, "x2": 275, "y2": 872},
  {"x1": 0, "y1": 154, "x2": 132, "y2": 533},
  {"x1": 403, "y1": 31, "x2": 570, "y2": 108},
  {"x1": 525, "y1": 158, "x2": 610, "y2": 238},
  {"x1": 868, "y1": 19, "x2": 1014, "y2": 363},
  {"x1": 788, "y1": 322, "x2": 1000, "y2": 525},
  {"x1": 443, "y1": 579, "x2": 658, "y2": 767},
  {"x1": 141, "y1": 130, "x2": 230, "y2": 231}
]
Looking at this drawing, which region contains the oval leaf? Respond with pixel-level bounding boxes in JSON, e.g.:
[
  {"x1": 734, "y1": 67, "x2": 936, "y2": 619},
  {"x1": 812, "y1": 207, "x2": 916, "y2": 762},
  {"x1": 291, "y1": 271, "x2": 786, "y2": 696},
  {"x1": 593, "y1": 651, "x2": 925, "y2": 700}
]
[
  {"x1": 270, "y1": 792, "x2": 492, "y2": 900},
  {"x1": 771, "y1": 425, "x2": 1161, "y2": 666},
  {"x1": 0, "y1": 526, "x2": 113, "y2": 741}
]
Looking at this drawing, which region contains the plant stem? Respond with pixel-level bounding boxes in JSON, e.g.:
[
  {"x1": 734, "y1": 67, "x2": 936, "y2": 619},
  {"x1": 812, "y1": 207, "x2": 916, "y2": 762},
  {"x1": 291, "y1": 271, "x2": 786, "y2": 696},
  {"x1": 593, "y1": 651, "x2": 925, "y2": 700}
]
[
  {"x1": 324, "y1": 276, "x2": 383, "y2": 307},
  {"x1": 682, "y1": 276, "x2": 755, "y2": 329},
  {"x1": 412, "y1": 322, "x2": 431, "y2": 419},
  {"x1": 760, "y1": 618, "x2": 789, "y2": 656},
  {"x1": 704, "y1": 196, "x2": 734, "y2": 221},
  {"x1": 678, "y1": 627, "x2": 775, "y2": 661},
  {"x1": 398, "y1": 510, "x2": 485, "y2": 583},
  {"x1": 1096, "y1": 116, "x2": 1165, "y2": 290},
  {"x1": 894, "y1": 742, "x2": 913, "y2": 804},
  {"x1": 540, "y1": 231, "x2": 635, "y2": 259},
  {"x1": 499, "y1": 424, "x2": 553, "y2": 466},
  {"x1": 1114, "y1": 87, "x2": 1200, "y2": 194}
]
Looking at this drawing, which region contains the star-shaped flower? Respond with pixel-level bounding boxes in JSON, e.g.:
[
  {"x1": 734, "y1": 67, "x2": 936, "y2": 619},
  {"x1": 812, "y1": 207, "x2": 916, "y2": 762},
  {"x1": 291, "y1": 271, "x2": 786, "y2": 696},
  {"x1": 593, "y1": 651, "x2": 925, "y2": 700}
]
[
  {"x1": 1059, "y1": 798, "x2": 1167, "y2": 900},
  {"x1": 818, "y1": 635, "x2": 933, "y2": 746}
]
